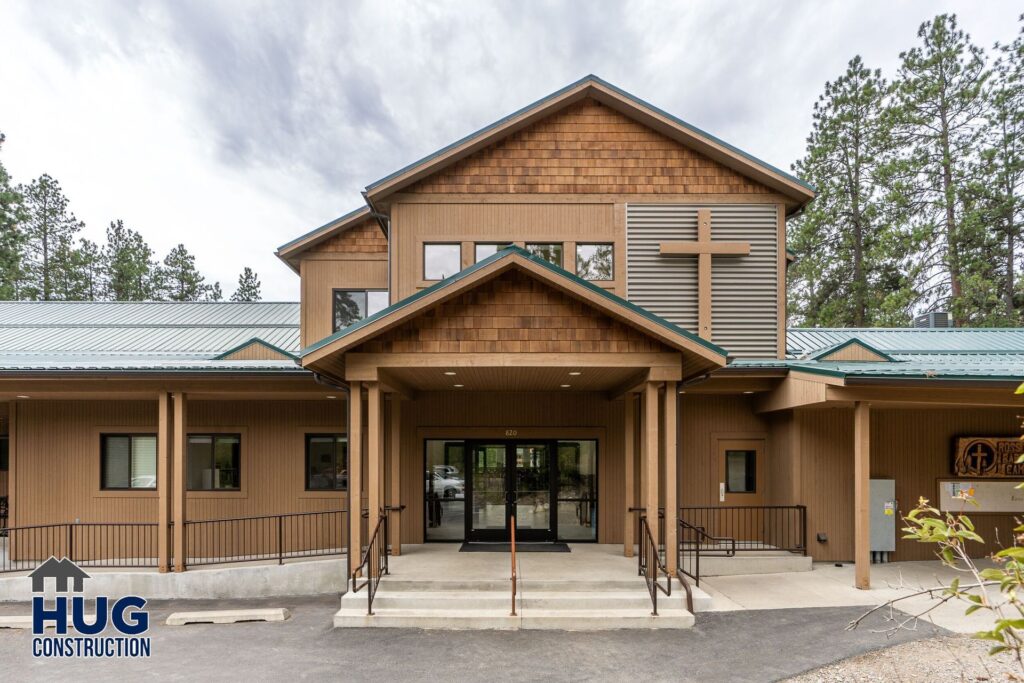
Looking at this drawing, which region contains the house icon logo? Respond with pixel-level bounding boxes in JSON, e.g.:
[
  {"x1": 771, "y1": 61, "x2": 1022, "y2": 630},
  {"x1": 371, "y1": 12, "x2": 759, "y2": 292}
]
[
  {"x1": 29, "y1": 556, "x2": 152, "y2": 659},
  {"x1": 29, "y1": 556, "x2": 91, "y2": 594}
]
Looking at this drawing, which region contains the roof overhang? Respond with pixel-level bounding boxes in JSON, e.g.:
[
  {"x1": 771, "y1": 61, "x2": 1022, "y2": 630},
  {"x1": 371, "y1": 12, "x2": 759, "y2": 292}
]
[
  {"x1": 274, "y1": 206, "x2": 374, "y2": 274},
  {"x1": 364, "y1": 75, "x2": 816, "y2": 213},
  {"x1": 301, "y1": 247, "x2": 728, "y2": 387}
]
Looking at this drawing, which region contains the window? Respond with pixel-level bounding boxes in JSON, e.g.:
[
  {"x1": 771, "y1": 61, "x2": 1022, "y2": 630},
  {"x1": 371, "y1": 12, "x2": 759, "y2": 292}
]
[
  {"x1": 725, "y1": 450, "x2": 756, "y2": 493},
  {"x1": 306, "y1": 434, "x2": 348, "y2": 490},
  {"x1": 187, "y1": 434, "x2": 241, "y2": 491},
  {"x1": 557, "y1": 440, "x2": 597, "y2": 541},
  {"x1": 576, "y1": 243, "x2": 614, "y2": 281},
  {"x1": 526, "y1": 243, "x2": 563, "y2": 267},
  {"x1": 333, "y1": 290, "x2": 389, "y2": 332},
  {"x1": 423, "y1": 243, "x2": 461, "y2": 280},
  {"x1": 474, "y1": 242, "x2": 513, "y2": 263},
  {"x1": 0, "y1": 435, "x2": 7, "y2": 471},
  {"x1": 101, "y1": 434, "x2": 157, "y2": 490}
]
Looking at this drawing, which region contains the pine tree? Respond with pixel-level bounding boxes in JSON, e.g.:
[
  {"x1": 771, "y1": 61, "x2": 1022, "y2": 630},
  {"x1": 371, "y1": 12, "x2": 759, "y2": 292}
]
[
  {"x1": 206, "y1": 282, "x2": 223, "y2": 301},
  {"x1": 789, "y1": 56, "x2": 916, "y2": 327},
  {"x1": 158, "y1": 243, "x2": 206, "y2": 301},
  {"x1": 978, "y1": 19, "x2": 1024, "y2": 324},
  {"x1": 50, "y1": 236, "x2": 104, "y2": 301},
  {"x1": 19, "y1": 174, "x2": 83, "y2": 300},
  {"x1": 887, "y1": 14, "x2": 990, "y2": 325},
  {"x1": 0, "y1": 132, "x2": 27, "y2": 300},
  {"x1": 104, "y1": 219, "x2": 157, "y2": 300},
  {"x1": 230, "y1": 267, "x2": 262, "y2": 302}
]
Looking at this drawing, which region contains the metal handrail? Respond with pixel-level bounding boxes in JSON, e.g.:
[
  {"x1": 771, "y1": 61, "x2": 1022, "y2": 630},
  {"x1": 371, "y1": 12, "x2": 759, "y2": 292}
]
[
  {"x1": 351, "y1": 510, "x2": 389, "y2": 615},
  {"x1": 510, "y1": 514, "x2": 517, "y2": 617},
  {"x1": 184, "y1": 509, "x2": 347, "y2": 569},
  {"x1": 637, "y1": 514, "x2": 671, "y2": 616},
  {"x1": 679, "y1": 505, "x2": 807, "y2": 555},
  {"x1": 0, "y1": 520, "x2": 160, "y2": 573},
  {"x1": 678, "y1": 518, "x2": 734, "y2": 586}
]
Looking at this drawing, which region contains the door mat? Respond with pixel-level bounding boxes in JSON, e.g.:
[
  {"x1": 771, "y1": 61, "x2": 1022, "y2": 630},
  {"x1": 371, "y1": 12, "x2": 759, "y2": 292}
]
[{"x1": 459, "y1": 542, "x2": 570, "y2": 553}]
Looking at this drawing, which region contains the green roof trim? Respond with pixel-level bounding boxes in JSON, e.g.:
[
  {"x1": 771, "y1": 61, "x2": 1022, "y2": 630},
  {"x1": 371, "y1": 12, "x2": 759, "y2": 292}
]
[
  {"x1": 729, "y1": 358, "x2": 1024, "y2": 382},
  {"x1": 806, "y1": 338, "x2": 897, "y2": 362},
  {"x1": 275, "y1": 205, "x2": 370, "y2": 255},
  {"x1": 365, "y1": 75, "x2": 815, "y2": 195},
  {"x1": 301, "y1": 246, "x2": 729, "y2": 359},
  {"x1": 213, "y1": 337, "x2": 299, "y2": 361}
]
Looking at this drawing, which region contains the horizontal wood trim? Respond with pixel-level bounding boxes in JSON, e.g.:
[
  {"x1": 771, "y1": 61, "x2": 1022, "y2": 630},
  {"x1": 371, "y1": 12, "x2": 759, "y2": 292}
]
[
  {"x1": 659, "y1": 242, "x2": 750, "y2": 256},
  {"x1": 389, "y1": 192, "x2": 791, "y2": 204}
]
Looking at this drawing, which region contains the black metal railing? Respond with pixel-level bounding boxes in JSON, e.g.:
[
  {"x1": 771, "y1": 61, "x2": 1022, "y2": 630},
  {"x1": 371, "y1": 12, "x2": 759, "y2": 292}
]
[
  {"x1": 679, "y1": 506, "x2": 807, "y2": 555},
  {"x1": 510, "y1": 514, "x2": 518, "y2": 617},
  {"x1": 637, "y1": 514, "x2": 671, "y2": 616},
  {"x1": 351, "y1": 509, "x2": 389, "y2": 615},
  {"x1": 183, "y1": 510, "x2": 348, "y2": 569},
  {"x1": 677, "y1": 518, "x2": 735, "y2": 586},
  {"x1": 0, "y1": 496, "x2": 7, "y2": 535},
  {"x1": 0, "y1": 522, "x2": 159, "y2": 573}
]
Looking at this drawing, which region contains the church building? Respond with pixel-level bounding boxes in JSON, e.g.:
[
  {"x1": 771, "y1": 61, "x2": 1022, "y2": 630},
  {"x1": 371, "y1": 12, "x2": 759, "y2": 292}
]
[{"x1": 1, "y1": 77, "x2": 1021, "y2": 623}]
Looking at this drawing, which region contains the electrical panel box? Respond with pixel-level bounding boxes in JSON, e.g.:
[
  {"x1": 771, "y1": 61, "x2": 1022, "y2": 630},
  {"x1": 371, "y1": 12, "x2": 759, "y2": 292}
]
[{"x1": 870, "y1": 479, "x2": 896, "y2": 552}]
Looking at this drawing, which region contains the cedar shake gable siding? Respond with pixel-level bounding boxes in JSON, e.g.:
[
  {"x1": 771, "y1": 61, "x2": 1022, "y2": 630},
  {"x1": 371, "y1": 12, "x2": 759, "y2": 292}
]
[
  {"x1": 407, "y1": 99, "x2": 775, "y2": 196},
  {"x1": 353, "y1": 269, "x2": 674, "y2": 355}
]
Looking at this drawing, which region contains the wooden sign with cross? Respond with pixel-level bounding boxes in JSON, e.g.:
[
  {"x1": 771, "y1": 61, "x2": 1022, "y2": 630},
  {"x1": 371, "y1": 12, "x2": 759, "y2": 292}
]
[{"x1": 658, "y1": 208, "x2": 750, "y2": 340}]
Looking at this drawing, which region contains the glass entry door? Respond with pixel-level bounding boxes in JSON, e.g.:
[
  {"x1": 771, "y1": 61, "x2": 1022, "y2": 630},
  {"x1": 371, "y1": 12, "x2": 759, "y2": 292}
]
[{"x1": 466, "y1": 440, "x2": 556, "y2": 542}]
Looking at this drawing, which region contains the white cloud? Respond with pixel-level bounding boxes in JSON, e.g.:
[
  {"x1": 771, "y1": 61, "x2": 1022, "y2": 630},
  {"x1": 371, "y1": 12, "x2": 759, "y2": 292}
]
[{"x1": 1, "y1": 0, "x2": 1020, "y2": 299}]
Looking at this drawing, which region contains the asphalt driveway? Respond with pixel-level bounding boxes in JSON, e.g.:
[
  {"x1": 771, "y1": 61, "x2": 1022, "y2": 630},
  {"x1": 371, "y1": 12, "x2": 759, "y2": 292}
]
[{"x1": 0, "y1": 595, "x2": 940, "y2": 682}]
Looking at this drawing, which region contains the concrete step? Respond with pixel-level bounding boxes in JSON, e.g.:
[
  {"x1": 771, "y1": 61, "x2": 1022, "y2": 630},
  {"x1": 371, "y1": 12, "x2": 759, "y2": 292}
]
[
  {"x1": 371, "y1": 578, "x2": 648, "y2": 592},
  {"x1": 521, "y1": 608, "x2": 694, "y2": 630},
  {"x1": 333, "y1": 607, "x2": 694, "y2": 630},
  {"x1": 687, "y1": 553, "x2": 812, "y2": 577},
  {"x1": 334, "y1": 607, "x2": 520, "y2": 630}
]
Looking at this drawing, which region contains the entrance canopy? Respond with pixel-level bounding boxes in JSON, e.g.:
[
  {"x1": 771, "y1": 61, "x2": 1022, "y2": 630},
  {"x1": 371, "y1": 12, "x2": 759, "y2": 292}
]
[{"x1": 300, "y1": 247, "x2": 728, "y2": 395}]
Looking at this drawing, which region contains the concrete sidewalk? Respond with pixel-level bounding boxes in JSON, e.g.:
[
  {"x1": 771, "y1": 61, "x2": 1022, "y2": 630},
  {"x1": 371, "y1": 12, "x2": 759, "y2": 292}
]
[
  {"x1": 0, "y1": 595, "x2": 938, "y2": 681},
  {"x1": 702, "y1": 560, "x2": 997, "y2": 634}
]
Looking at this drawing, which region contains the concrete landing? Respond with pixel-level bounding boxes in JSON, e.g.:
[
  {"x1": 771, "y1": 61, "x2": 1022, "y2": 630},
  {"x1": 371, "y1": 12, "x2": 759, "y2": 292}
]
[{"x1": 690, "y1": 551, "x2": 813, "y2": 577}]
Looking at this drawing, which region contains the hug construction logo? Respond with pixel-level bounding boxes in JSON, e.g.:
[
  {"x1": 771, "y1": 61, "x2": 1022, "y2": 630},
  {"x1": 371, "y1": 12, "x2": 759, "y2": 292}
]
[{"x1": 28, "y1": 556, "x2": 151, "y2": 659}]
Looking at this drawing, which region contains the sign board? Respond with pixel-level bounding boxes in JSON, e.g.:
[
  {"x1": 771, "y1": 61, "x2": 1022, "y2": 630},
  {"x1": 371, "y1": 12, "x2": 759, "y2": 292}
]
[
  {"x1": 938, "y1": 480, "x2": 1024, "y2": 513},
  {"x1": 952, "y1": 437, "x2": 1024, "y2": 477}
]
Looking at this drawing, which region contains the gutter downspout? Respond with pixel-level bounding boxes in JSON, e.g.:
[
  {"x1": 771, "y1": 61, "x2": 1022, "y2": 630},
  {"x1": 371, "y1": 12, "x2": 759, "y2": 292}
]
[{"x1": 362, "y1": 191, "x2": 392, "y2": 306}]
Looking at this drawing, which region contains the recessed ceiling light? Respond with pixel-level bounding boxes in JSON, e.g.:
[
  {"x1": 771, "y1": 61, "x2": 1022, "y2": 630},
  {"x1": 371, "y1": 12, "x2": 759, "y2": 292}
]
[
  {"x1": 16, "y1": 395, "x2": 29, "y2": 399},
  {"x1": 568, "y1": 371, "x2": 582, "y2": 376},
  {"x1": 453, "y1": 384, "x2": 464, "y2": 388},
  {"x1": 743, "y1": 391, "x2": 754, "y2": 395},
  {"x1": 560, "y1": 384, "x2": 571, "y2": 388},
  {"x1": 326, "y1": 395, "x2": 336, "y2": 399},
  {"x1": 444, "y1": 371, "x2": 457, "y2": 376}
]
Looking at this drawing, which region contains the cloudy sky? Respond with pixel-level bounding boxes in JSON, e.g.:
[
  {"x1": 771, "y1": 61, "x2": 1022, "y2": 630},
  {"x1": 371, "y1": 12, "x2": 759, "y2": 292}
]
[{"x1": 1, "y1": 1, "x2": 1020, "y2": 300}]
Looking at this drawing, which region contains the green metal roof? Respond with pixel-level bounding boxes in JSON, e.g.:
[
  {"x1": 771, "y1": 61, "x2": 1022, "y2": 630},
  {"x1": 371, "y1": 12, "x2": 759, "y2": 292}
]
[
  {"x1": 301, "y1": 246, "x2": 729, "y2": 359},
  {"x1": 728, "y1": 327, "x2": 1024, "y2": 382},
  {"x1": 803, "y1": 337, "x2": 897, "y2": 362},
  {"x1": 0, "y1": 301, "x2": 302, "y2": 373}
]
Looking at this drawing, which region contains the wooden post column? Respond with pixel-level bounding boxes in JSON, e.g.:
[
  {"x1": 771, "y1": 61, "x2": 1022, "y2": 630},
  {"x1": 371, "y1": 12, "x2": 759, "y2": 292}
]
[
  {"x1": 854, "y1": 401, "x2": 871, "y2": 589},
  {"x1": 663, "y1": 382, "x2": 678, "y2": 573},
  {"x1": 348, "y1": 382, "x2": 363, "y2": 576},
  {"x1": 171, "y1": 392, "x2": 187, "y2": 572},
  {"x1": 367, "y1": 382, "x2": 384, "y2": 541},
  {"x1": 388, "y1": 395, "x2": 402, "y2": 556},
  {"x1": 157, "y1": 392, "x2": 173, "y2": 573},
  {"x1": 623, "y1": 393, "x2": 635, "y2": 557},
  {"x1": 642, "y1": 381, "x2": 660, "y2": 547}
]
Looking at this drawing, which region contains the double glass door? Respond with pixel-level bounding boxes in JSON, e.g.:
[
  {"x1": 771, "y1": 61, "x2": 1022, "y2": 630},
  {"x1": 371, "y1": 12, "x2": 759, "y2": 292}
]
[{"x1": 467, "y1": 441, "x2": 555, "y2": 542}]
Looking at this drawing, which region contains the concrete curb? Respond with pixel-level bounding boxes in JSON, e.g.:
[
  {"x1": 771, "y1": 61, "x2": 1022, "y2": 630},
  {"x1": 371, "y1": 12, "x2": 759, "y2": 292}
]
[{"x1": 166, "y1": 608, "x2": 291, "y2": 625}]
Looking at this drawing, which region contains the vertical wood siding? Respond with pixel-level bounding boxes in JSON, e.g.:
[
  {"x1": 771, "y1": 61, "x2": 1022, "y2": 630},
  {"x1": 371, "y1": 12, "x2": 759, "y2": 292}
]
[
  {"x1": 13, "y1": 400, "x2": 346, "y2": 527},
  {"x1": 795, "y1": 406, "x2": 1022, "y2": 562},
  {"x1": 678, "y1": 395, "x2": 771, "y2": 506},
  {"x1": 300, "y1": 258, "x2": 388, "y2": 347},
  {"x1": 626, "y1": 204, "x2": 779, "y2": 357}
]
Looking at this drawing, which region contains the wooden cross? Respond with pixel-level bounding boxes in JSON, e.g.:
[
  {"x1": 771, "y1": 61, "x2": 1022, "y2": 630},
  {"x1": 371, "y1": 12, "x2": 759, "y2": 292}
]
[{"x1": 658, "y1": 208, "x2": 750, "y2": 340}]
